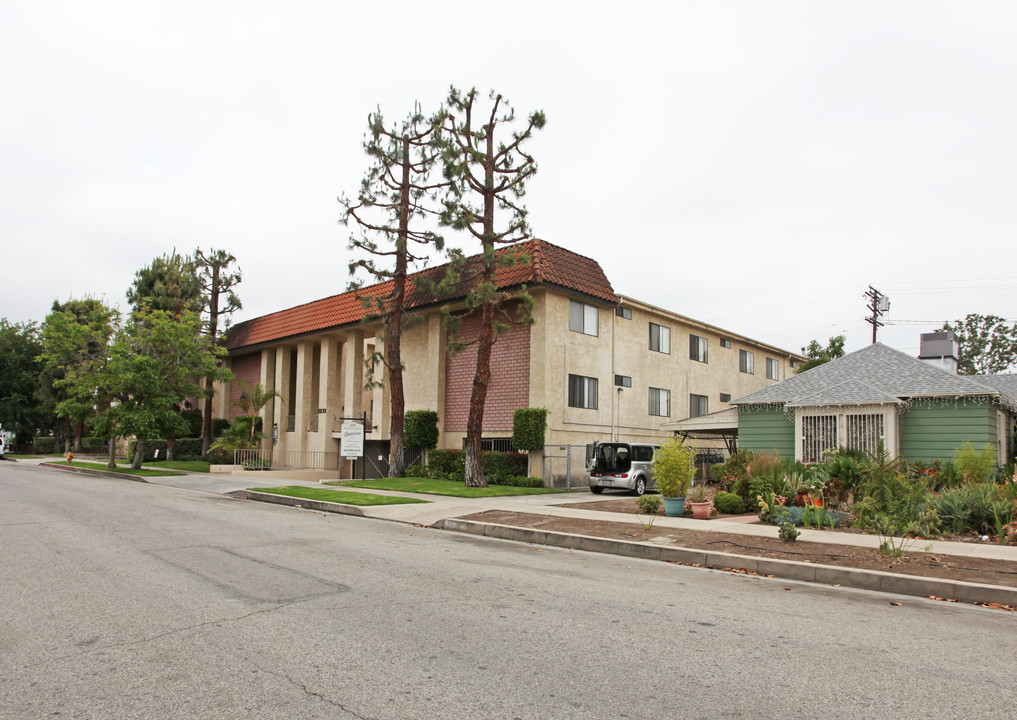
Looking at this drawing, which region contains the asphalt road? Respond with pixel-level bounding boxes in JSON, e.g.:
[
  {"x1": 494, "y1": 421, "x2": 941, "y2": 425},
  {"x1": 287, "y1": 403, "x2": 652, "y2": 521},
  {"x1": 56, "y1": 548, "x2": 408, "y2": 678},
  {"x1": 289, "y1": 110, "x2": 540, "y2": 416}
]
[{"x1": 2, "y1": 461, "x2": 1016, "y2": 719}]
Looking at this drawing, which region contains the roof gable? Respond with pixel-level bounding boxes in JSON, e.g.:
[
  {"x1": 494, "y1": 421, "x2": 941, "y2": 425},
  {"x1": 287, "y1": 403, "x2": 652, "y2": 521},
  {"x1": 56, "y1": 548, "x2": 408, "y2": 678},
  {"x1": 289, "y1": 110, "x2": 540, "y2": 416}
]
[{"x1": 226, "y1": 239, "x2": 617, "y2": 350}]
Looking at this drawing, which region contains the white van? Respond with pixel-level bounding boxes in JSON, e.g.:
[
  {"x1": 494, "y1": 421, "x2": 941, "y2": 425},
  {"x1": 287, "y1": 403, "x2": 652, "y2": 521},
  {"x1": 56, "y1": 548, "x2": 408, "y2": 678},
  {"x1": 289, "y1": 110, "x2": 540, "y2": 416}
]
[{"x1": 0, "y1": 435, "x2": 6, "y2": 459}]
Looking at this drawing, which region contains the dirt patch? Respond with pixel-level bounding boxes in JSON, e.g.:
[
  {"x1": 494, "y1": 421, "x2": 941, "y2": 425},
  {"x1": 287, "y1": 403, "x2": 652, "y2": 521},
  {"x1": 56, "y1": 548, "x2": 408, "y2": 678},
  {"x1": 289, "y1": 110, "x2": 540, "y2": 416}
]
[{"x1": 458, "y1": 504, "x2": 1017, "y2": 590}]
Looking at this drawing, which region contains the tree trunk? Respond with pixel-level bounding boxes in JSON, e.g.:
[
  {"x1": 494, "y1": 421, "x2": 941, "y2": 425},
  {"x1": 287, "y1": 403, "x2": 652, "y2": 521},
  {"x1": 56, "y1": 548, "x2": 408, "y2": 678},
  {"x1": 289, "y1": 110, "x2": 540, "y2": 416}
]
[
  {"x1": 132, "y1": 438, "x2": 146, "y2": 469},
  {"x1": 202, "y1": 395, "x2": 212, "y2": 459},
  {"x1": 63, "y1": 417, "x2": 72, "y2": 454},
  {"x1": 464, "y1": 303, "x2": 496, "y2": 487},
  {"x1": 74, "y1": 419, "x2": 84, "y2": 453},
  {"x1": 166, "y1": 436, "x2": 176, "y2": 461},
  {"x1": 107, "y1": 436, "x2": 117, "y2": 470}
]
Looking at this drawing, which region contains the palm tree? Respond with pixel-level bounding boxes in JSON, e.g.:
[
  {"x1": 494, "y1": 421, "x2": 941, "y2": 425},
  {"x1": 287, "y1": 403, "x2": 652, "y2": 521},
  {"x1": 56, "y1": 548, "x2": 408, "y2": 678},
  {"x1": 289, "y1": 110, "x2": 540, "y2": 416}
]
[{"x1": 231, "y1": 380, "x2": 282, "y2": 446}]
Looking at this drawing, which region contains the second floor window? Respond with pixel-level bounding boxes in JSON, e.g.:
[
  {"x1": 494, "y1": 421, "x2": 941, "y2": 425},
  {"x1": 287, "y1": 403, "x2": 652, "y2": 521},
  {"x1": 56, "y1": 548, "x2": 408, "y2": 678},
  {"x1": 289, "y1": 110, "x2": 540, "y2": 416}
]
[
  {"x1": 689, "y1": 334, "x2": 708, "y2": 363},
  {"x1": 766, "y1": 357, "x2": 780, "y2": 380},
  {"x1": 569, "y1": 301, "x2": 599, "y2": 336},
  {"x1": 740, "y1": 349, "x2": 754, "y2": 374},
  {"x1": 649, "y1": 322, "x2": 671, "y2": 353}
]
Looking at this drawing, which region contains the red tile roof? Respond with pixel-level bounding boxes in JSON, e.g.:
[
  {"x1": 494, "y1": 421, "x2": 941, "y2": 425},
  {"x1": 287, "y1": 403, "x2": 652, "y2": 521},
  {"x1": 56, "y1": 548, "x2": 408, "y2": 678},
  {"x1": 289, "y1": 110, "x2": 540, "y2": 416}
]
[{"x1": 226, "y1": 239, "x2": 617, "y2": 351}]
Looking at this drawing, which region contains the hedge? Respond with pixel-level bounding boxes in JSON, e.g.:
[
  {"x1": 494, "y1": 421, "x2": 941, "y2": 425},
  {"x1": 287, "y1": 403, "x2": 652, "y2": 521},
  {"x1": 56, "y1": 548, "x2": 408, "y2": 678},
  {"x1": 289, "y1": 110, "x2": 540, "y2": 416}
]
[
  {"x1": 125, "y1": 437, "x2": 204, "y2": 462},
  {"x1": 512, "y1": 408, "x2": 548, "y2": 451},
  {"x1": 33, "y1": 436, "x2": 57, "y2": 454},
  {"x1": 426, "y1": 449, "x2": 528, "y2": 483},
  {"x1": 405, "y1": 410, "x2": 440, "y2": 450}
]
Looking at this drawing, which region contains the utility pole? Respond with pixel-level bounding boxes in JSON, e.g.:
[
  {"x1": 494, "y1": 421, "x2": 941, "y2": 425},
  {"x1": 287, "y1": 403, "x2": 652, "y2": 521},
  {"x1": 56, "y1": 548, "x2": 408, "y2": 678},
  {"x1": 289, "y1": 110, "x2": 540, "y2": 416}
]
[{"x1": 864, "y1": 286, "x2": 890, "y2": 343}]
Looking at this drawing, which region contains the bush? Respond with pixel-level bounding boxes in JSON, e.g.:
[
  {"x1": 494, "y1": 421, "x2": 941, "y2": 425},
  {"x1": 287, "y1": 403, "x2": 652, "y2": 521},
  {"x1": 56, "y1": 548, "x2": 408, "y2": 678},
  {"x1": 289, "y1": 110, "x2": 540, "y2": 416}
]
[
  {"x1": 242, "y1": 457, "x2": 271, "y2": 471},
  {"x1": 211, "y1": 417, "x2": 232, "y2": 439},
  {"x1": 33, "y1": 436, "x2": 57, "y2": 454},
  {"x1": 483, "y1": 451, "x2": 528, "y2": 483},
  {"x1": 489, "y1": 475, "x2": 545, "y2": 488},
  {"x1": 428, "y1": 449, "x2": 465, "y2": 480},
  {"x1": 512, "y1": 408, "x2": 548, "y2": 451},
  {"x1": 81, "y1": 436, "x2": 107, "y2": 453},
  {"x1": 769, "y1": 505, "x2": 840, "y2": 528},
  {"x1": 778, "y1": 522, "x2": 800, "y2": 541},
  {"x1": 207, "y1": 446, "x2": 233, "y2": 464},
  {"x1": 127, "y1": 439, "x2": 168, "y2": 462},
  {"x1": 927, "y1": 483, "x2": 1013, "y2": 535},
  {"x1": 713, "y1": 491, "x2": 745, "y2": 514},
  {"x1": 404, "y1": 463, "x2": 428, "y2": 478},
  {"x1": 405, "y1": 410, "x2": 439, "y2": 450},
  {"x1": 179, "y1": 409, "x2": 203, "y2": 438},
  {"x1": 954, "y1": 442, "x2": 996, "y2": 484}
]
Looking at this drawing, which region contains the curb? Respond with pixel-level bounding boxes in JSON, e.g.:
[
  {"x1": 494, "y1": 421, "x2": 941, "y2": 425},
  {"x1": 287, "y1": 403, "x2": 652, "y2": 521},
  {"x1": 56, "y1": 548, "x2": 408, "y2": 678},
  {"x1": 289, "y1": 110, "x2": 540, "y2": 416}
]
[
  {"x1": 438, "y1": 518, "x2": 1017, "y2": 607},
  {"x1": 40, "y1": 462, "x2": 150, "y2": 483},
  {"x1": 228, "y1": 490, "x2": 366, "y2": 517}
]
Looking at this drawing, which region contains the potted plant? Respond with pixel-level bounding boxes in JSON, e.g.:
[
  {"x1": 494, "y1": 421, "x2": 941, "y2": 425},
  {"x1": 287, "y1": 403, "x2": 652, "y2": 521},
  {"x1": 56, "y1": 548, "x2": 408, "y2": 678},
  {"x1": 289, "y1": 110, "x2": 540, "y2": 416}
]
[
  {"x1": 652, "y1": 438, "x2": 696, "y2": 517},
  {"x1": 687, "y1": 483, "x2": 712, "y2": 519}
]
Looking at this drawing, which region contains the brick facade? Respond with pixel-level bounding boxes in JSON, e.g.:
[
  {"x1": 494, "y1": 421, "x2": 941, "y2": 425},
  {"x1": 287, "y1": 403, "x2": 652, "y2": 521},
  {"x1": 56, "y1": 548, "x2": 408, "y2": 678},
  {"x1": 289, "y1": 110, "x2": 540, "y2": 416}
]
[
  {"x1": 229, "y1": 353, "x2": 262, "y2": 419},
  {"x1": 444, "y1": 308, "x2": 531, "y2": 433}
]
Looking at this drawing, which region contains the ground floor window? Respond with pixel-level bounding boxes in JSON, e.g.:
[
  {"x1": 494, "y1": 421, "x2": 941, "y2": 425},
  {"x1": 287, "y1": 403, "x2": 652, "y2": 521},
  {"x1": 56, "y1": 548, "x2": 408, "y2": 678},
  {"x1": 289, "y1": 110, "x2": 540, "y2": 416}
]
[
  {"x1": 802, "y1": 415, "x2": 837, "y2": 463},
  {"x1": 801, "y1": 409, "x2": 888, "y2": 462}
]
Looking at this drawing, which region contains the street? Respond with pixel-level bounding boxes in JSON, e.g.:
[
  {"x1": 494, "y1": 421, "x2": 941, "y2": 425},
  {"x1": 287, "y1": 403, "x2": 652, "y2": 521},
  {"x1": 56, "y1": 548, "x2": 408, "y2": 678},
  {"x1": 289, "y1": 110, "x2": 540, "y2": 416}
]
[{"x1": 2, "y1": 461, "x2": 1015, "y2": 719}]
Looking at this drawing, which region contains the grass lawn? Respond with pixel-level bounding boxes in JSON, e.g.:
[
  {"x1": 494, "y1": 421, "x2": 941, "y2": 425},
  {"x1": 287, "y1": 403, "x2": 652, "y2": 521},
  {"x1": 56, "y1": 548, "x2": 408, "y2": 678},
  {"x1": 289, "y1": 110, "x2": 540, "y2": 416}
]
[
  {"x1": 328, "y1": 476, "x2": 564, "y2": 498},
  {"x1": 49, "y1": 460, "x2": 184, "y2": 477},
  {"x1": 250, "y1": 486, "x2": 429, "y2": 506},
  {"x1": 146, "y1": 460, "x2": 210, "y2": 473}
]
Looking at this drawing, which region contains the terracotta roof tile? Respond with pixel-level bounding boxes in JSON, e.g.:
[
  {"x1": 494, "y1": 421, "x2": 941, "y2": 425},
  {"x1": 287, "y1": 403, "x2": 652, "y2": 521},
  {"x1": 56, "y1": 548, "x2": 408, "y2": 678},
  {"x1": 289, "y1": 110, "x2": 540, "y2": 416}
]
[{"x1": 226, "y1": 239, "x2": 616, "y2": 351}]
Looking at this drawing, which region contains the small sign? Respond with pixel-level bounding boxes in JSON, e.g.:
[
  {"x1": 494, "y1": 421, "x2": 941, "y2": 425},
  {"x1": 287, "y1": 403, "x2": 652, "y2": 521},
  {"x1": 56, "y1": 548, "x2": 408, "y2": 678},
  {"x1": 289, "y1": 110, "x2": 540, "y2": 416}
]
[{"x1": 341, "y1": 422, "x2": 364, "y2": 458}]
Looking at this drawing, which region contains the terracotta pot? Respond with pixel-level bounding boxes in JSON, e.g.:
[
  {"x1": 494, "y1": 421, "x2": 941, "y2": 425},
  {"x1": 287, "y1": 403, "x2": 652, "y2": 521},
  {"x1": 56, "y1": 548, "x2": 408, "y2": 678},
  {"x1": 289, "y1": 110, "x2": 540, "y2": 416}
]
[{"x1": 690, "y1": 501, "x2": 712, "y2": 519}]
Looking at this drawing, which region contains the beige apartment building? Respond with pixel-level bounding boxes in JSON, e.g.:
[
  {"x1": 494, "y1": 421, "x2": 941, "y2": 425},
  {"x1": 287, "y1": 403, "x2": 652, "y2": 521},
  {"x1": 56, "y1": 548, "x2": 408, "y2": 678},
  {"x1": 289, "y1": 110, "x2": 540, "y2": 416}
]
[{"x1": 218, "y1": 240, "x2": 800, "y2": 477}]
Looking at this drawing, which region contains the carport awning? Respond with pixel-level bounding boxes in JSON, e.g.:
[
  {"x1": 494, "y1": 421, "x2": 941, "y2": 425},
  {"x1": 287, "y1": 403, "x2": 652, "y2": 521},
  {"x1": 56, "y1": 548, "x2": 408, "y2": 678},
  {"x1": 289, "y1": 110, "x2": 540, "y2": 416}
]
[{"x1": 660, "y1": 406, "x2": 739, "y2": 453}]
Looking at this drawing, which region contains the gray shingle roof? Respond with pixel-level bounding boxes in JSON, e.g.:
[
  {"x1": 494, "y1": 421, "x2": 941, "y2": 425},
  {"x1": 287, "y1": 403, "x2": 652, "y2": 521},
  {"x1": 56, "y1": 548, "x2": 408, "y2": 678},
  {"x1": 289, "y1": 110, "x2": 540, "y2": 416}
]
[{"x1": 732, "y1": 343, "x2": 1016, "y2": 410}]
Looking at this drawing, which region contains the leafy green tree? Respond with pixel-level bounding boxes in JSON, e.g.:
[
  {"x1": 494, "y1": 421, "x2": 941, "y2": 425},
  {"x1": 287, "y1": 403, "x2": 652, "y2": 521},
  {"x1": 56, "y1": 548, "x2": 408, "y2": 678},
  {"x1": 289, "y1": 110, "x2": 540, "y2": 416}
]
[
  {"x1": 194, "y1": 248, "x2": 243, "y2": 458},
  {"x1": 439, "y1": 87, "x2": 545, "y2": 487},
  {"x1": 340, "y1": 104, "x2": 446, "y2": 477},
  {"x1": 0, "y1": 319, "x2": 49, "y2": 443},
  {"x1": 40, "y1": 298, "x2": 118, "y2": 452},
  {"x1": 939, "y1": 314, "x2": 1017, "y2": 375},
  {"x1": 126, "y1": 250, "x2": 202, "y2": 317},
  {"x1": 59, "y1": 308, "x2": 229, "y2": 469},
  {"x1": 795, "y1": 335, "x2": 846, "y2": 374}
]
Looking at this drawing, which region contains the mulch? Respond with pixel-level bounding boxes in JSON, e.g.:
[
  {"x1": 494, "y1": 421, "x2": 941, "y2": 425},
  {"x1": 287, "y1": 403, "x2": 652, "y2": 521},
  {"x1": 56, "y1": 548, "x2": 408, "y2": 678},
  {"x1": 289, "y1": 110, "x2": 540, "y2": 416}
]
[{"x1": 457, "y1": 496, "x2": 1017, "y2": 591}]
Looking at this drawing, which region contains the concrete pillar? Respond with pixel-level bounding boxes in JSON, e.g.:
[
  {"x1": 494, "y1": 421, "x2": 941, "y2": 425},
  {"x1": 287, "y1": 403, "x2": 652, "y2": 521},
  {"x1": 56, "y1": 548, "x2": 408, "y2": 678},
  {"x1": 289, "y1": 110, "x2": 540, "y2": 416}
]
[
  {"x1": 259, "y1": 348, "x2": 277, "y2": 452},
  {"x1": 273, "y1": 345, "x2": 292, "y2": 455},
  {"x1": 341, "y1": 331, "x2": 365, "y2": 420},
  {"x1": 314, "y1": 334, "x2": 342, "y2": 453},
  {"x1": 294, "y1": 340, "x2": 316, "y2": 454}
]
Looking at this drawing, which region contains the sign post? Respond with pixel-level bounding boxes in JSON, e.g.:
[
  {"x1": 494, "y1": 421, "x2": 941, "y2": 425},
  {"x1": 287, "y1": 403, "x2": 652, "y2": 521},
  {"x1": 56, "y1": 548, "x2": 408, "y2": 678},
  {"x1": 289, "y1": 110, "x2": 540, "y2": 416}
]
[{"x1": 339, "y1": 412, "x2": 367, "y2": 481}]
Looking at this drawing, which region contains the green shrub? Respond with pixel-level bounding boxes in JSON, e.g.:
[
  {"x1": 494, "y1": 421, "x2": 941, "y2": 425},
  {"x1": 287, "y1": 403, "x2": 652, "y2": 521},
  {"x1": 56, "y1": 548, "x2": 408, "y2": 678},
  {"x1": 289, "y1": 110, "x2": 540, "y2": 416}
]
[
  {"x1": 713, "y1": 491, "x2": 745, "y2": 514},
  {"x1": 428, "y1": 449, "x2": 465, "y2": 480},
  {"x1": 33, "y1": 436, "x2": 56, "y2": 454},
  {"x1": 488, "y1": 475, "x2": 545, "y2": 488},
  {"x1": 927, "y1": 483, "x2": 1013, "y2": 535},
  {"x1": 778, "y1": 522, "x2": 800, "y2": 542},
  {"x1": 714, "y1": 450, "x2": 752, "y2": 493},
  {"x1": 652, "y1": 438, "x2": 696, "y2": 497},
  {"x1": 211, "y1": 417, "x2": 232, "y2": 439},
  {"x1": 954, "y1": 442, "x2": 996, "y2": 484},
  {"x1": 242, "y1": 457, "x2": 271, "y2": 471},
  {"x1": 126, "y1": 439, "x2": 169, "y2": 463},
  {"x1": 179, "y1": 409, "x2": 203, "y2": 438},
  {"x1": 512, "y1": 408, "x2": 548, "y2": 451},
  {"x1": 405, "y1": 410, "x2": 439, "y2": 450},
  {"x1": 748, "y1": 476, "x2": 775, "y2": 504},
  {"x1": 207, "y1": 446, "x2": 233, "y2": 464},
  {"x1": 637, "y1": 494, "x2": 662, "y2": 514},
  {"x1": 483, "y1": 451, "x2": 528, "y2": 483},
  {"x1": 81, "y1": 436, "x2": 107, "y2": 453},
  {"x1": 172, "y1": 437, "x2": 203, "y2": 460},
  {"x1": 404, "y1": 463, "x2": 428, "y2": 478}
]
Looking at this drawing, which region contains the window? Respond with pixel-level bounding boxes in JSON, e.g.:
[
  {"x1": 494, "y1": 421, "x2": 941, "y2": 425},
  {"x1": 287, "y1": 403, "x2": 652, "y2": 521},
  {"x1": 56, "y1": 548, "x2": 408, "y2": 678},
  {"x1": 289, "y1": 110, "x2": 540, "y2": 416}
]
[
  {"x1": 615, "y1": 307, "x2": 631, "y2": 320},
  {"x1": 614, "y1": 374, "x2": 631, "y2": 388},
  {"x1": 739, "y1": 349, "x2": 754, "y2": 374},
  {"x1": 569, "y1": 300, "x2": 599, "y2": 336},
  {"x1": 649, "y1": 322, "x2": 671, "y2": 353},
  {"x1": 568, "y1": 374, "x2": 598, "y2": 409},
  {"x1": 766, "y1": 357, "x2": 779, "y2": 380},
  {"x1": 689, "y1": 393, "x2": 708, "y2": 418},
  {"x1": 720, "y1": 338, "x2": 732, "y2": 349},
  {"x1": 846, "y1": 414, "x2": 884, "y2": 455},
  {"x1": 632, "y1": 445, "x2": 655, "y2": 462},
  {"x1": 649, "y1": 387, "x2": 670, "y2": 417},
  {"x1": 802, "y1": 415, "x2": 837, "y2": 463},
  {"x1": 720, "y1": 393, "x2": 731, "y2": 403},
  {"x1": 689, "y1": 335, "x2": 708, "y2": 363},
  {"x1": 789, "y1": 359, "x2": 798, "y2": 370}
]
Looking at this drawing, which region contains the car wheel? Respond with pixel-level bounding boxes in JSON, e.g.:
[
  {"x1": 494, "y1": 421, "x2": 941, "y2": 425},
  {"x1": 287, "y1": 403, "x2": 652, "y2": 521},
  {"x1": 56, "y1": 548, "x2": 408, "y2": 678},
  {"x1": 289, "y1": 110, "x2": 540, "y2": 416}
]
[
  {"x1": 632, "y1": 477, "x2": 646, "y2": 497},
  {"x1": 590, "y1": 486, "x2": 604, "y2": 495}
]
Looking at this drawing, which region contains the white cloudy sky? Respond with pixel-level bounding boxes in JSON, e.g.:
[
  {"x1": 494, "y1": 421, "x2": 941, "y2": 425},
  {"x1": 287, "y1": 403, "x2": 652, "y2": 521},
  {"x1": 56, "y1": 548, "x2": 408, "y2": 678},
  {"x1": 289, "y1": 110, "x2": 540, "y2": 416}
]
[{"x1": 2, "y1": 1, "x2": 1015, "y2": 357}]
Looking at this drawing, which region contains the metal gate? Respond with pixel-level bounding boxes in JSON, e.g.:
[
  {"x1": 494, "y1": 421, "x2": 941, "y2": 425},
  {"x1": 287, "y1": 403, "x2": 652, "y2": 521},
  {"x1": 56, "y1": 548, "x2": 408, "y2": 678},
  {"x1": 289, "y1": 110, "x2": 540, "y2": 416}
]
[{"x1": 541, "y1": 444, "x2": 591, "y2": 490}]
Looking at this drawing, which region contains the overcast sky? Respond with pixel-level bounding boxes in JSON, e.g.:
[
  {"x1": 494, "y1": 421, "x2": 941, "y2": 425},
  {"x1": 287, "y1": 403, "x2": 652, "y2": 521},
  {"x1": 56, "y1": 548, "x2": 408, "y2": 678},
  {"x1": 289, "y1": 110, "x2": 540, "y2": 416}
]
[{"x1": 3, "y1": 1, "x2": 1015, "y2": 358}]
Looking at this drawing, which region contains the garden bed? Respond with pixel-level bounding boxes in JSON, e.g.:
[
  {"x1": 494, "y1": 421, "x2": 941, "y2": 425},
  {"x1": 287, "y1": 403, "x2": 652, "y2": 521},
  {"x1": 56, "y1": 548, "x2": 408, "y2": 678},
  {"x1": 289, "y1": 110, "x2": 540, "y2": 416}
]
[{"x1": 458, "y1": 505, "x2": 1017, "y2": 589}]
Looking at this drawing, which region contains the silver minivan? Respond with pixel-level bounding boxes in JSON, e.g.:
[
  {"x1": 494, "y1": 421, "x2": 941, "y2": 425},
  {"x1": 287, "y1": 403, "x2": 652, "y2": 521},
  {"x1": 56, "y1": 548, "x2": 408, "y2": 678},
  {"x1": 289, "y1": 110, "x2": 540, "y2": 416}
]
[{"x1": 585, "y1": 441, "x2": 659, "y2": 496}]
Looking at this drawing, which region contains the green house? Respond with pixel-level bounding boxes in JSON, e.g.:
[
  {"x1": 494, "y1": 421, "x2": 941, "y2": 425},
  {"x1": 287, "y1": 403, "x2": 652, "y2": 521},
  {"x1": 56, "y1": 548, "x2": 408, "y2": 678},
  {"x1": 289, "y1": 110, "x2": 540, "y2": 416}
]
[{"x1": 731, "y1": 342, "x2": 1016, "y2": 466}]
